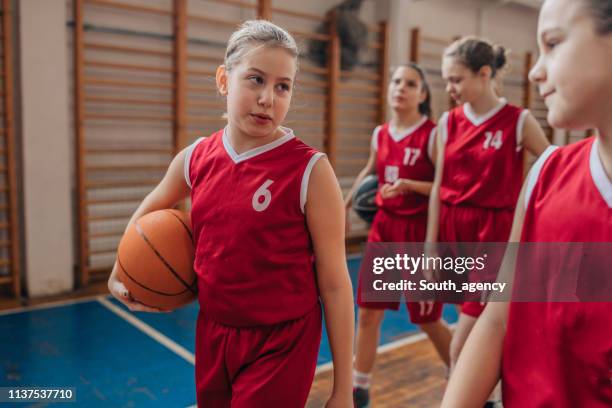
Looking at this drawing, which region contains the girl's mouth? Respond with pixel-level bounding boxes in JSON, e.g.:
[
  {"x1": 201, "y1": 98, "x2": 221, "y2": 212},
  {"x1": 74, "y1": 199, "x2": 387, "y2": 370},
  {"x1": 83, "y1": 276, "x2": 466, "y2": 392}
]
[{"x1": 251, "y1": 113, "x2": 272, "y2": 125}]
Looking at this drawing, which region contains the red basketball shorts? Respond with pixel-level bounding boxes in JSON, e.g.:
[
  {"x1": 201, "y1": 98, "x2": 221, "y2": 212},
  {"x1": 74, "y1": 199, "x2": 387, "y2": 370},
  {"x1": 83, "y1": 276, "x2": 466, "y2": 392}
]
[
  {"x1": 357, "y1": 209, "x2": 443, "y2": 324},
  {"x1": 439, "y1": 202, "x2": 514, "y2": 318},
  {"x1": 195, "y1": 304, "x2": 322, "y2": 407}
]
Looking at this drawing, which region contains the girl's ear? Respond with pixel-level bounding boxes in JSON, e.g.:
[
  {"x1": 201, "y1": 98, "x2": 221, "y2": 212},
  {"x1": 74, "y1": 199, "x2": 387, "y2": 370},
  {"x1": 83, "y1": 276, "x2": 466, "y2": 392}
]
[
  {"x1": 216, "y1": 65, "x2": 228, "y2": 96},
  {"x1": 479, "y1": 65, "x2": 493, "y2": 80}
]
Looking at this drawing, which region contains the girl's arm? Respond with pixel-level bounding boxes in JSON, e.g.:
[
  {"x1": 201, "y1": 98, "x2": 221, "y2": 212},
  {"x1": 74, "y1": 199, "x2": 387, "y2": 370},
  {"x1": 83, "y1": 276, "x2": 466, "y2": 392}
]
[
  {"x1": 107, "y1": 146, "x2": 192, "y2": 312},
  {"x1": 441, "y1": 181, "x2": 528, "y2": 407},
  {"x1": 306, "y1": 157, "x2": 355, "y2": 406},
  {"x1": 425, "y1": 126, "x2": 445, "y2": 243},
  {"x1": 521, "y1": 111, "x2": 550, "y2": 157}
]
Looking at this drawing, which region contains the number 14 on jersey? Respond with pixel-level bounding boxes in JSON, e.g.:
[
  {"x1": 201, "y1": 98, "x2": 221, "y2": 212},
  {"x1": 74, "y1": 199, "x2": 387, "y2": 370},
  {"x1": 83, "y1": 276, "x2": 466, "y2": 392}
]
[{"x1": 483, "y1": 130, "x2": 503, "y2": 150}]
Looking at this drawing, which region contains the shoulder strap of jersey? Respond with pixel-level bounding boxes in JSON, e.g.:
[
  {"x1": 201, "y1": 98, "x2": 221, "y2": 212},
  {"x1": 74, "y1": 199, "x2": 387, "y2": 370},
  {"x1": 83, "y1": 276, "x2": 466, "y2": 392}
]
[
  {"x1": 370, "y1": 124, "x2": 384, "y2": 152},
  {"x1": 184, "y1": 137, "x2": 207, "y2": 189},
  {"x1": 524, "y1": 145, "x2": 560, "y2": 209},
  {"x1": 300, "y1": 152, "x2": 326, "y2": 213}
]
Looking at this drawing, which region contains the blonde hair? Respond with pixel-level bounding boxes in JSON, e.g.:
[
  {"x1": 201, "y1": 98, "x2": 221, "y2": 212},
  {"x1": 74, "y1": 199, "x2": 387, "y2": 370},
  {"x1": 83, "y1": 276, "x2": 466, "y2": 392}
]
[{"x1": 224, "y1": 20, "x2": 299, "y2": 72}]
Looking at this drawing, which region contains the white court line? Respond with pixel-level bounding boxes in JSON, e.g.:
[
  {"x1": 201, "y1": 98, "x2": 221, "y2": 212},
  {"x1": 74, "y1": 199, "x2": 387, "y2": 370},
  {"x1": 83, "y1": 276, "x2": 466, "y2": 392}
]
[
  {"x1": 0, "y1": 294, "x2": 108, "y2": 316},
  {"x1": 97, "y1": 296, "x2": 196, "y2": 365},
  {"x1": 315, "y1": 322, "x2": 457, "y2": 375}
]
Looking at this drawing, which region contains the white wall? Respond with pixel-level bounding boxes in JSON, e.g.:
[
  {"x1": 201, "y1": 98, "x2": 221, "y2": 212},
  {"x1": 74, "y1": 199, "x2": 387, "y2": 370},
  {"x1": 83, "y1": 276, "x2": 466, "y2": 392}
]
[{"x1": 20, "y1": 0, "x2": 74, "y2": 296}]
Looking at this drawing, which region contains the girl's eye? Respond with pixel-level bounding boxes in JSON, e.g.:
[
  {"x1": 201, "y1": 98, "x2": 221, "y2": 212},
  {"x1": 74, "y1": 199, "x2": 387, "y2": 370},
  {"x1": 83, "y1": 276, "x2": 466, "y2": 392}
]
[
  {"x1": 394, "y1": 79, "x2": 401, "y2": 84},
  {"x1": 545, "y1": 40, "x2": 559, "y2": 51},
  {"x1": 407, "y1": 81, "x2": 417, "y2": 87},
  {"x1": 248, "y1": 75, "x2": 264, "y2": 85},
  {"x1": 277, "y1": 83, "x2": 290, "y2": 92}
]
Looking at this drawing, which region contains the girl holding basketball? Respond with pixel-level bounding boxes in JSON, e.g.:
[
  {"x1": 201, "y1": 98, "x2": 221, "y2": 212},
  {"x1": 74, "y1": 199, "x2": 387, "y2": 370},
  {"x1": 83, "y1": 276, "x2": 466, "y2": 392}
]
[
  {"x1": 344, "y1": 63, "x2": 452, "y2": 407},
  {"x1": 108, "y1": 20, "x2": 354, "y2": 408},
  {"x1": 442, "y1": 0, "x2": 612, "y2": 406},
  {"x1": 426, "y1": 37, "x2": 550, "y2": 383}
]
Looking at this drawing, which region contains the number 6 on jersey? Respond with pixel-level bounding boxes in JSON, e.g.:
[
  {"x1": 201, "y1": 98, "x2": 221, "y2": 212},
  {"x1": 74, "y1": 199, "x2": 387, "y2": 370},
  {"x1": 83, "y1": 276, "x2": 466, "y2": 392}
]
[{"x1": 252, "y1": 179, "x2": 274, "y2": 212}]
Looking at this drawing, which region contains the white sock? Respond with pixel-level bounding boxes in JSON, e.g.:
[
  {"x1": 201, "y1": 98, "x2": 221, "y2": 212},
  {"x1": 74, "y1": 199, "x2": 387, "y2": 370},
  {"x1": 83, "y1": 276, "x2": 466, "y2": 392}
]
[{"x1": 353, "y1": 370, "x2": 372, "y2": 389}]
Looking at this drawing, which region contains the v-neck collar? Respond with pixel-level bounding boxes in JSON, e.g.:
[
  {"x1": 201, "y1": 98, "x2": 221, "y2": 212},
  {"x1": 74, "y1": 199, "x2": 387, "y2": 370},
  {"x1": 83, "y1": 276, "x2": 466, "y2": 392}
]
[
  {"x1": 463, "y1": 98, "x2": 508, "y2": 127},
  {"x1": 589, "y1": 137, "x2": 612, "y2": 208},
  {"x1": 388, "y1": 116, "x2": 428, "y2": 143},
  {"x1": 222, "y1": 126, "x2": 295, "y2": 164}
]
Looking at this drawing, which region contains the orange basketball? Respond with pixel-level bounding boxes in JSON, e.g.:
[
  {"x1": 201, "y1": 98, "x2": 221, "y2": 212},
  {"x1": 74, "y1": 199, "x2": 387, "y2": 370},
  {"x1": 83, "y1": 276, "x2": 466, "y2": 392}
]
[{"x1": 117, "y1": 209, "x2": 196, "y2": 311}]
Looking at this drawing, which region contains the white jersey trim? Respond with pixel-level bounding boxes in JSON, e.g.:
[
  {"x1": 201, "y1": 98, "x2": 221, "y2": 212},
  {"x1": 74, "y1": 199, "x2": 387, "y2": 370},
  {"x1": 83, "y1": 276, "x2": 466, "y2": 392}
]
[
  {"x1": 463, "y1": 97, "x2": 508, "y2": 127},
  {"x1": 590, "y1": 138, "x2": 612, "y2": 208},
  {"x1": 427, "y1": 126, "x2": 437, "y2": 161},
  {"x1": 388, "y1": 116, "x2": 428, "y2": 143},
  {"x1": 184, "y1": 137, "x2": 205, "y2": 189},
  {"x1": 439, "y1": 112, "x2": 449, "y2": 145},
  {"x1": 370, "y1": 125, "x2": 382, "y2": 152},
  {"x1": 516, "y1": 109, "x2": 529, "y2": 152},
  {"x1": 300, "y1": 152, "x2": 326, "y2": 214},
  {"x1": 222, "y1": 126, "x2": 295, "y2": 164},
  {"x1": 524, "y1": 145, "x2": 559, "y2": 209}
]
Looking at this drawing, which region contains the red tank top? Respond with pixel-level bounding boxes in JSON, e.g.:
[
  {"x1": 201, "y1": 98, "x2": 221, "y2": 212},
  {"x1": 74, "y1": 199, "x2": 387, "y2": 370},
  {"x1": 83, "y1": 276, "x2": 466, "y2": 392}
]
[
  {"x1": 440, "y1": 100, "x2": 527, "y2": 209},
  {"x1": 187, "y1": 127, "x2": 324, "y2": 327},
  {"x1": 503, "y1": 137, "x2": 612, "y2": 407},
  {"x1": 373, "y1": 117, "x2": 436, "y2": 216}
]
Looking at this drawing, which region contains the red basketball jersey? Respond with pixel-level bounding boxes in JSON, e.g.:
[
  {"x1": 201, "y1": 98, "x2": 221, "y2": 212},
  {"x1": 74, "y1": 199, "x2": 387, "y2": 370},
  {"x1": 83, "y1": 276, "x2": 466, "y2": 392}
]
[
  {"x1": 186, "y1": 127, "x2": 324, "y2": 327},
  {"x1": 373, "y1": 117, "x2": 436, "y2": 216},
  {"x1": 503, "y1": 138, "x2": 612, "y2": 407},
  {"x1": 440, "y1": 99, "x2": 528, "y2": 209}
]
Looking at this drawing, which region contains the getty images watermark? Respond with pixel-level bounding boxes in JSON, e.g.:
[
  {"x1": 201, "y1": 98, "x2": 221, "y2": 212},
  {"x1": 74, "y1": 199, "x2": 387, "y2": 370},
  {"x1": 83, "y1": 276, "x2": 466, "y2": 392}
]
[
  {"x1": 360, "y1": 242, "x2": 612, "y2": 303},
  {"x1": 371, "y1": 252, "x2": 507, "y2": 295}
]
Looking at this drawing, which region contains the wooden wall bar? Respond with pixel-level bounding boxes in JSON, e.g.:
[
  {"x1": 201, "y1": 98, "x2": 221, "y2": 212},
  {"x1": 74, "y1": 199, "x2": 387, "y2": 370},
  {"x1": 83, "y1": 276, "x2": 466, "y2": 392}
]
[
  {"x1": 324, "y1": 10, "x2": 339, "y2": 168},
  {"x1": 0, "y1": 0, "x2": 20, "y2": 297},
  {"x1": 173, "y1": 0, "x2": 188, "y2": 152},
  {"x1": 75, "y1": 0, "x2": 178, "y2": 283}
]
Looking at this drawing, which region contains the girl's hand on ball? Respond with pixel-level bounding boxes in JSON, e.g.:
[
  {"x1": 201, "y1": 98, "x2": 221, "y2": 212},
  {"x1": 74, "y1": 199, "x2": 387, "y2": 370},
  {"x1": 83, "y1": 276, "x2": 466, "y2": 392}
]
[
  {"x1": 108, "y1": 265, "x2": 166, "y2": 313},
  {"x1": 381, "y1": 180, "x2": 408, "y2": 199},
  {"x1": 379, "y1": 183, "x2": 395, "y2": 199}
]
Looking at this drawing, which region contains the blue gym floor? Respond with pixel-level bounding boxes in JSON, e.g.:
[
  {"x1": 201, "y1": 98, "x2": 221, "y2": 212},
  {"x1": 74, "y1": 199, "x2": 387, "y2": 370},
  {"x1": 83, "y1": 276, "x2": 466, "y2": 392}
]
[{"x1": 0, "y1": 256, "x2": 458, "y2": 407}]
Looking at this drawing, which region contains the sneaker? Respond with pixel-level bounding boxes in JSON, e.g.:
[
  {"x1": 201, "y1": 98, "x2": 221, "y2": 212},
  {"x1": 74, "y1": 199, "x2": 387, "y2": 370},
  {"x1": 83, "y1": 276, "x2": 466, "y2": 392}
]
[
  {"x1": 484, "y1": 401, "x2": 500, "y2": 408},
  {"x1": 353, "y1": 387, "x2": 370, "y2": 408}
]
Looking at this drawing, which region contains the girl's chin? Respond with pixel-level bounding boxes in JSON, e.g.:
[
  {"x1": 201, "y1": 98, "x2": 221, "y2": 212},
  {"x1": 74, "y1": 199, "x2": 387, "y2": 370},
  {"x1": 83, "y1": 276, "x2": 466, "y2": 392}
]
[
  {"x1": 392, "y1": 104, "x2": 414, "y2": 112},
  {"x1": 546, "y1": 106, "x2": 576, "y2": 130},
  {"x1": 247, "y1": 123, "x2": 277, "y2": 136}
]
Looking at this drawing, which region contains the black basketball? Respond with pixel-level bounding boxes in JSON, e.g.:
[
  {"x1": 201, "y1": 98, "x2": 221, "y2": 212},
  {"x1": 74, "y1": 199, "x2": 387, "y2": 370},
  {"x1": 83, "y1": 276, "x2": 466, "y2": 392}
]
[{"x1": 352, "y1": 174, "x2": 378, "y2": 224}]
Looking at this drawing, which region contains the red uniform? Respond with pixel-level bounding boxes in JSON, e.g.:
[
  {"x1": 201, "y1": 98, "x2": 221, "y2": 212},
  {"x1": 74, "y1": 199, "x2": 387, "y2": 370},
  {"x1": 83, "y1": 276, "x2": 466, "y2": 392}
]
[
  {"x1": 502, "y1": 138, "x2": 612, "y2": 407},
  {"x1": 357, "y1": 117, "x2": 443, "y2": 324},
  {"x1": 186, "y1": 127, "x2": 324, "y2": 407},
  {"x1": 439, "y1": 99, "x2": 528, "y2": 317}
]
